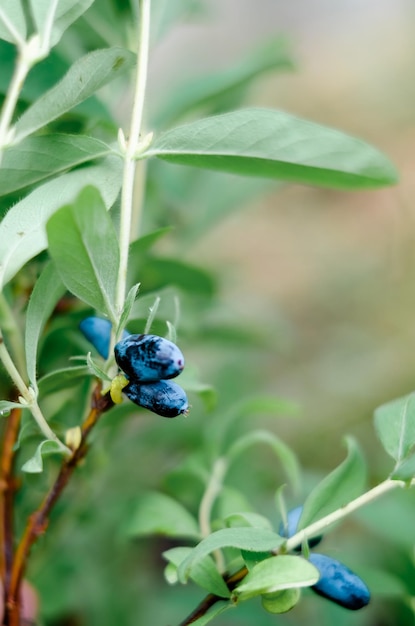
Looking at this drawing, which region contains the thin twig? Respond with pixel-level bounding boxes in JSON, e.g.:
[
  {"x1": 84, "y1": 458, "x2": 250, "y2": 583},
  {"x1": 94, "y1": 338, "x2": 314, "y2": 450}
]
[{"x1": 6, "y1": 385, "x2": 113, "y2": 625}]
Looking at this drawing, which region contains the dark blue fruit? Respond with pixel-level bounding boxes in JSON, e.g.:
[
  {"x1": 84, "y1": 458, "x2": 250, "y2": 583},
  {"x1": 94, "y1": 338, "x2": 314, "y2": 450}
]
[
  {"x1": 79, "y1": 317, "x2": 130, "y2": 359},
  {"x1": 309, "y1": 553, "x2": 370, "y2": 610},
  {"x1": 114, "y1": 334, "x2": 184, "y2": 382},
  {"x1": 279, "y1": 506, "x2": 322, "y2": 550},
  {"x1": 124, "y1": 379, "x2": 189, "y2": 417}
]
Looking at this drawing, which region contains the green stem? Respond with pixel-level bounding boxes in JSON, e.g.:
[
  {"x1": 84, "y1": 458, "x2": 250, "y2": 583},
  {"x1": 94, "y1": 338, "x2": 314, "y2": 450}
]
[
  {"x1": 115, "y1": 0, "x2": 151, "y2": 317},
  {"x1": 284, "y1": 477, "x2": 413, "y2": 553},
  {"x1": 0, "y1": 332, "x2": 69, "y2": 453},
  {"x1": 198, "y1": 458, "x2": 228, "y2": 572}
]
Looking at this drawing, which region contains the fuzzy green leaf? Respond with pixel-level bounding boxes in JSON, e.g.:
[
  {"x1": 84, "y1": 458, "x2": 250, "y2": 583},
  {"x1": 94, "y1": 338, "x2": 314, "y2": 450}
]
[
  {"x1": 178, "y1": 528, "x2": 284, "y2": 583},
  {"x1": 124, "y1": 491, "x2": 200, "y2": 541},
  {"x1": 146, "y1": 108, "x2": 398, "y2": 190},
  {"x1": 29, "y1": 0, "x2": 95, "y2": 49},
  {"x1": 14, "y1": 47, "x2": 135, "y2": 142},
  {"x1": 25, "y1": 262, "x2": 66, "y2": 392},
  {"x1": 0, "y1": 134, "x2": 114, "y2": 194},
  {"x1": 21, "y1": 439, "x2": 65, "y2": 473},
  {"x1": 233, "y1": 555, "x2": 319, "y2": 601},
  {"x1": 0, "y1": 1, "x2": 26, "y2": 44},
  {"x1": 374, "y1": 392, "x2": 415, "y2": 465},
  {"x1": 0, "y1": 400, "x2": 25, "y2": 416},
  {"x1": 37, "y1": 365, "x2": 91, "y2": 396},
  {"x1": 46, "y1": 186, "x2": 119, "y2": 319},
  {"x1": 299, "y1": 437, "x2": 367, "y2": 529},
  {"x1": 163, "y1": 547, "x2": 230, "y2": 598},
  {"x1": 0, "y1": 156, "x2": 122, "y2": 289}
]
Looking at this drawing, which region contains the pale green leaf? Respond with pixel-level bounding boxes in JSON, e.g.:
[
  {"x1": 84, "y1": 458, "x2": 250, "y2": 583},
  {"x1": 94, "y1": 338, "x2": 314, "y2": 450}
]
[
  {"x1": 0, "y1": 156, "x2": 122, "y2": 289},
  {"x1": 299, "y1": 437, "x2": 367, "y2": 529},
  {"x1": 37, "y1": 365, "x2": 91, "y2": 396},
  {"x1": 0, "y1": 134, "x2": 114, "y2": 194},
  {"x1": 46, "y1": 186, "x2": 119, "y2": 319},
  {"x1": 233, "y1": 555, "x2": 318, "y2": 601},
  {"x1": 21, "y1": 439, "x2": 65, "y2": 473},
  {"x1": 0, "y1": 400, "x2": 25, "y2": 416},
  {"x1": 163, "y1": 547, "x2": 230, "y2": 598},
  {"x1": 0, "y1": 1, "x2": 26, "y2": 44},
  {"x1": 374, "y1": 392, "x2": 415, "y2": 464},
  {"x1": 124, "y1": 491, "x2": 200, "y2": 540},
  {"x1": 145, "y1": 108, "x2": 398, "y2": 190},
  {"x1": 116, "y1": 282, "x2": 140, "y2": 339},
  {"x1": 25, "y1": 262, "x2": 66, "y2": 391},
  {"x1": 261, "y1": 588, "x2": 301, "y2": 614},
  {"x1": 14, "y1": 47, "x2": 135, "y2": 142},
  {"x1": 186, "y1": 604, "x2": 231, "y2": 626},
  {"x1": 225, "y1": 511, "x2": 273, "y2": 531},
  {"x1": 178, "y1": 528, "x2": 284, "y2": 583},
  {"x1": 29, "y1": 0, "x2": 95, "y2": 49}
]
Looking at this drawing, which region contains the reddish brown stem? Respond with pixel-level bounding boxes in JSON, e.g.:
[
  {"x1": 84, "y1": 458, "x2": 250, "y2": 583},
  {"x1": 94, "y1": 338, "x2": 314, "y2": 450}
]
[
  {"x1": 177, "y1": 566, "x2": 248, "y2": 626},
  {"x1": 0, "y1": 409, "x2": 21, "y2": 614},
  {"x1": 6, "y1": 385, "x2": 113, "y2": 626}
]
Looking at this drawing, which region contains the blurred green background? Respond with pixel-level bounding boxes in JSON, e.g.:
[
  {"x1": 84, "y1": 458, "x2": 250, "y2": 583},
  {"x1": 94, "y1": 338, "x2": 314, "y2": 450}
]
[{"x1": 8, "y1": 0, "x2": 415, "y2": 624}]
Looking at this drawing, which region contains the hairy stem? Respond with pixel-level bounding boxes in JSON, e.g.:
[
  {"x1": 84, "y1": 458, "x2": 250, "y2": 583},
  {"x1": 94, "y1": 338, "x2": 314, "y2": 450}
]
[
  {"x1": 114, "y1": 0, "x2": 151, "y2": 320},
  {"x1": 0, "y1": 333, "x2": 68, "y2": 451},
  {"x1": 6, "y1": 386, "x2": 113, "y2": 625}
]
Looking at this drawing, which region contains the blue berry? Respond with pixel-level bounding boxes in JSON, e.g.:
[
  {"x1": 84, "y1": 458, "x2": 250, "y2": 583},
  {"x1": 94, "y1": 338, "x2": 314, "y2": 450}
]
[
  {"x1": 309, "y1": 554, "x2": 370, "y2": 610},
  {"x1": 124, "y1": 379, "x2": 189, "y2": 418},
  {"x1": 114, "y1": 334, "x2": 184, "y2": 383},
  {"x1": 279, "y1": 506, "x2": 322, "y2": 550},
  {"x1": 79, "y1": 317, "x2": 130, "y2": 359}
]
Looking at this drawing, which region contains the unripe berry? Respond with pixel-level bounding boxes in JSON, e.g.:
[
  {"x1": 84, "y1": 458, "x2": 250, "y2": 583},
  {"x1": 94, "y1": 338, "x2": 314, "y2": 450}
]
[
  {"x1": 114, "y1": 334, "x2": 184, "y2": 382},
  {"x1": 124, "y1": 379, "x2": 189, "y2": 418}
]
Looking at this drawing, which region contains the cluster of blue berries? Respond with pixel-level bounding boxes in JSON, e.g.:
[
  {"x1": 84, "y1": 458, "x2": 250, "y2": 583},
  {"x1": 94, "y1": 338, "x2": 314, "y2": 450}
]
[
  {"x1": 279, "y1": 506, "x2": 370, "y2": 610},
  {"x1": 80, "y1": 317, "x2": 189, "y2": 418}
]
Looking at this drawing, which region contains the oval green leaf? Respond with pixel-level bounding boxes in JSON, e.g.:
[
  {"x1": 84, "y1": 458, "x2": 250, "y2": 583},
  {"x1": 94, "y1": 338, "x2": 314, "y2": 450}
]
[
  {"x1": 374, "y1": 392, "x2": 415, "y2": 465},
  {"x1": 146, "y1": 108, "x2": 398, "y2": 190}
]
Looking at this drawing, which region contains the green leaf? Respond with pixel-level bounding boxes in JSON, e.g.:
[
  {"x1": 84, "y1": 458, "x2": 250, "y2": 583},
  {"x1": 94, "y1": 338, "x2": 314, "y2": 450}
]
[
  {"x1": 299, "y1": 437, "x2": 367, "y2": 529},
  {"x1": 25, "y1": 262, "x2": 66, "y2": 391},
  {"x1": 146, "y1": 108, "x2": 398, "y2": 190},
  {"x1": 0, "y1": 156, "x2": 122, "y2": 289},
  {"x1": 139, "y1": 257, "x2": 216, "y2": 298},
  {"x1": 374, "y1": 392, "x2": 415, "y2": 465},
  {"x1": 29, "y1": 0, "x2": 94, "y2": 49},
  {"x1": 85, "y1": 353, "x2": 112, "y2": 382},
  {"x1": 391, "y1": 453, "x2": 415, "y2": 481},
  {"x1": 124, "y1": 491, "x2": 200, "y2": 540},
  {"x1": 21, "y1": 439, "x2": 65, "y2": 473},
  {"x1": 227, "y1": 429, "x2": 301, "y2": 493},
  {"x1": 163, "y1": 547, "x2": 230, "y2": 598},
  {"x1": 154, "y1": 37, "x2": 294, "y2": 127},
  {"x1": 14, "y1": 47, "x2": 135, "y2": 142},
  {"x1": 0, "y1": 134, "x2": 114, "y2": 195},
  {"x1": 46, "y1": 186, "x2": 119, "y2": 319},
  {"x1": 178, "y1": 528, "x2": 284, "y2": 583},
  {"x1": 37, "y1": 365, "x2": 90, "y2": 396},
  {"x1": 0, "y1": 400, "x2": 25, "y2": 416},
  {"x1": 261, "y1": 588, "x2": 301, "y2": 614},
  {"x1": 225, "y1": 512, "x2": 273, "y2": 531},
  {"x1": 116, "y1": 283, "x2": 140, "y2": 339},
  {"x1": 0, "y1": 1, "x2": 26, "y2": 44},
  {"x1": 233, "y1": 555, "x2": 319, "y2": 601}
]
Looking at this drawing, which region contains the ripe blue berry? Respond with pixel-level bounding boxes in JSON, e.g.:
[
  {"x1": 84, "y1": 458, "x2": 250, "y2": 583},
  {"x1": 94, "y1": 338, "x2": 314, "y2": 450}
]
[
  {"x1": 124, "y1": 379, "x2": 189, "y2": 418},
  {"x1": 279, "y1": 506, "x2": 322, "y2": 550},
  {"x1": 114, "y1": 334, "x2": 185, "y2": 383},
  {"x1": 79, "y1": 317, "x2": 130, "y2": 359},
  {"x1": 309, "y1": 554, "x2": 370, "y2": 610}
]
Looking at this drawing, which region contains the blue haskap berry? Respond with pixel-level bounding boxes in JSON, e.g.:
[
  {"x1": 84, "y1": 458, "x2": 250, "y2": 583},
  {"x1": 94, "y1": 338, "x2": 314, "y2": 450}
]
[
  {"x1": 79, "y1": 317, "x2": 130, "y2": 359},
  {"x1": 114, "y1": 334, "x2": 184, "y2": 382},
  {"x1": 309, "y1": 554, "x2": 370, "y2": 610},
  {"x1": 279, "y1": 506, "x2": 322, "y2": 551},
  {"x1": 124, "y1": 379, "x2": 189, "y2": 418}
]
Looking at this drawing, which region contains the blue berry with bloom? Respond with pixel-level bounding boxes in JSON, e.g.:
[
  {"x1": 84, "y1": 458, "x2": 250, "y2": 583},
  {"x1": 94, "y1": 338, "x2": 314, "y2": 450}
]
[
  {"x1": 309, "y1": 553, "x2": 370, "y2": 610},
  {"x1": 114, "y1": 334, "x2": 184, "y2": 383},
  {"x1": 124, "y1": 379, "x2": 189, "y2": 418},
  {"x1": 80, "y1": 317, "x2": 130, "y2": 359}
]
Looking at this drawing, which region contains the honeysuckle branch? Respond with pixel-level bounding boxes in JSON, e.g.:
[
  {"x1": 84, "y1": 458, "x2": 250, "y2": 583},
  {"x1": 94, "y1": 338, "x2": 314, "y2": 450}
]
[
  {"x1": 6, "y1": 385, "x2": 113, "y2": 626},
  {"x1": 113, "y1": 0, "x2": 151, "y2": 335},
  {"x1": 178, "y1": 477, "x2": 415, "y2": 625},
  {"x1": 0, "y1": 332, "x2": 69, "y2": 453}
]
